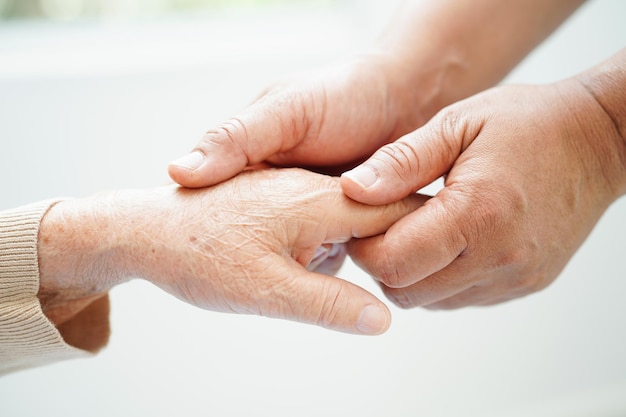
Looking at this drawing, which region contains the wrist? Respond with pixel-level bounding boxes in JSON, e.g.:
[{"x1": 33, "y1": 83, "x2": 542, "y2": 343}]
[
  {"x1": 574, "y1": 49, "x2": 626, "y2": 198},
  {"x1": 370, "y1": 0, "x2": 585, "y2": 128},
  {"x1": 102, "y1": 186, "x2": 184, "y2": 286},
  {"x1": 37, "y1": 195, "x2": 128, "y2": 323},
  {"x1": 553, "y1": 77, "x2": 626, "y2": 205}
]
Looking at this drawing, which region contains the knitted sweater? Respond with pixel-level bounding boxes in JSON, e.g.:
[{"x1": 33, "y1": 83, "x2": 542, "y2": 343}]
[{"x1": 0, "y1": 201, "x2": 104, "y2": 375}]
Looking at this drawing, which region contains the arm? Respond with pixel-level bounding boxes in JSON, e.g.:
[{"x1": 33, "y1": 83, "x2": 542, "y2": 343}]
[
  {"x1": 168, "y1": 0, "x2": 583, "y2": 187},
  {"x1": 0, "y1": 200, "x2": 98, "y2": 375},
  {"x1": 374, "y1": 0, "x2": 585, "y2": 116}
]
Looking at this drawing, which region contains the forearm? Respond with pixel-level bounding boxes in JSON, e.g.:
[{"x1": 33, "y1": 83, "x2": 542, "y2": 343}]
[{"x1": 374, "y1": 0, "x2": 584, "y2": 121}]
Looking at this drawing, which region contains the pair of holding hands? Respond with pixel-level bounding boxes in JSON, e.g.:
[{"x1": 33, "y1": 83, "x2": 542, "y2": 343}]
[
  {"x1": 164, "y1": 49, "x2": 624, "y2": 328},
  {"x1": 40, "y1": 47, "x2": 626, "y2": 338}
]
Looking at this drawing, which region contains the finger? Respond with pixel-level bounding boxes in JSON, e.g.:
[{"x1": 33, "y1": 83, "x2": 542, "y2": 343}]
[
  {"x1": 168, "y1": 95, "x2": 307, "y2": 188},
  {"x1": 325, "y1": 192, "x2": 431, "y2": 243},
  {"x1": 262, "y1": 255, "x2": 391, "y2": 335},
  {"x1": 380, "y1": 255, "x2": 531, "y2": 310},
  {"x1": 378, "y1": 258, "x2": 478, "y2": 308},
  {"x1": 347, "y1": 191, "x2": 468, "y2": 288},
  {"x1": 340, "y1": 107, "x2": 480, "y2": 205}
]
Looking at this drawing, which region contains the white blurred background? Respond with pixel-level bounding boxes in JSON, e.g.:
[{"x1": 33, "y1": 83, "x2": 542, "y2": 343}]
[{"x1": 1, "y1": 1, "x2": 625, "y2": 416}]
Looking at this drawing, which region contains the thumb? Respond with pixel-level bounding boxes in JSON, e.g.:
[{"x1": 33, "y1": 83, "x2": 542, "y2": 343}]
[
  {"x1": 265, "y1": 254, "x2": 392, "y2": 335},
  {"x1": 168, "y1": 94, "x2": 306, "y2": 188},
  {"x1": 340, "y1": 109, "x2": 476, "y2": 205}
]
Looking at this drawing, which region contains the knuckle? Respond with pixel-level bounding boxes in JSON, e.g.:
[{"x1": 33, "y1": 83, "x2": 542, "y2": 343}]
[
  {"x1": 436, "y1": 107, "x2": 464, "y2": 142},
  {"x1": 370, "y1": 243, "x2": 412, "y2": 288},
  {"x1": 433, "y1": 104, "x2": 481, "y2": 152},
  {"x1": 220, "y1": 117, "x2": 249, "y2": 145},
  {"x1": 446, "y1": 180, "x2": 528, "y2": 249},
  {"x1": 203, "y1": 117, "x2": 252, "y2": 163},
  {"x1": 259, "y1": 88, "x2": 315, "y2": 150},
  {"x1": 314, "y1": 283, "x2": 346, "y2": 329},
  {"x1": 375, "y1": 140, "x2": 421, "y2": 184},
  {"x1": 492, "y1": 245, "x2": 533, "y2": 272},
  {"x1": 378, "y1": 263, "x2": 408, "y2": 288},
  {"x1": 287, "y1": 89, "x2": 317, "y2": 143},
  {"x1": 463, "y1": 191, "x2": 503, "y2": 238},
  {"x1": 497, "y1": 232, "x2": 539, "y2": 277},
  {"x1": 513, "y1": 270, "x2": 551, "y2": 296}
]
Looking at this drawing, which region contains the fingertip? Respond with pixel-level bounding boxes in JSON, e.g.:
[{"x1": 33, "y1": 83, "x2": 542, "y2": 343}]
[
  {"x1": 169, "y1": 150, "x2": 205, "y2": 172},
  {"x1": 168, "y1": 150, "x2": 247, "y2": 188},
  {"x1": 340, "y1": 172, "x2": 363, "y2": 200},
  {"x1": 340, "y1": 165, "x2": 379, "y2": 204},
  {"x1": 285, "y1": 265, "x2": 390, "y2": 335},
  {"x1": 355, "y1": 303, "x2": 391, "y2": 335},
  {"x1": 168, "y1": 151, "x2": 207, "y2": 188},
  {"x1": 168, "y1": 166, "x2": 209, "y2": 188},
  {"x1": 341, "y1": 164, "x2": 411, "y2": 206},
  {"x1": 342, "y1": 165, "x2": 379, "y2": 190}
]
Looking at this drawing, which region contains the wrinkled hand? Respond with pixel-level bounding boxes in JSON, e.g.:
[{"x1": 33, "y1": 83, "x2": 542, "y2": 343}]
[
  {"x1": 341, "y1": 81, "x2": 626, "y2": 309},
  {"x1": 168, "y1": 53, "x2": 424, "y2": 187},
  {"x1": 39, "y1": 168, "x2": 426, "y2": 334}
]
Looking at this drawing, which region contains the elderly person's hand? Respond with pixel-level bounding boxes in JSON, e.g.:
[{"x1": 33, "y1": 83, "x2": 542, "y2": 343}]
[
  {"x1": 340, "y1": 50, "x2": 626, "y2": 309},
  {"x1": 37, "y1": 168, "x2": 427, "y2": 336}
]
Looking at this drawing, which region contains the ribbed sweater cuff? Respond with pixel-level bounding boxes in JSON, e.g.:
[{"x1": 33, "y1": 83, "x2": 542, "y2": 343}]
[{"x1": 0, "y1": 200, "x2": 87, "y2": 375}]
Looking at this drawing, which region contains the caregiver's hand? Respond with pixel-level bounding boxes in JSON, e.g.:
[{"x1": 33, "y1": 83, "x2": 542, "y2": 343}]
[
  {"x1": 341, "y1": 51, "x2": 626, "y2": 309},
  {"x1": 168, "y1": 1, "x2": 582, "y2": 190},
  {"x1": 168, "y1": 54, "x2": 424, "y2": 187},
  {"x1": 38, "y1": 168, "x2": 427, "y2": 335}
]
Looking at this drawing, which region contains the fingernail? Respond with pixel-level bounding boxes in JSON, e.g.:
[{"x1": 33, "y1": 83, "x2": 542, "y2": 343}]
[
  {"x1": 342, "y1": 165, "x2": 378, "y2": 189},
  {"x1": 356, "y1": 304, "x2": 390, "y2": 335},
  {"x1": 169, "y1": 151, "x2": 204, "y2": 171}
]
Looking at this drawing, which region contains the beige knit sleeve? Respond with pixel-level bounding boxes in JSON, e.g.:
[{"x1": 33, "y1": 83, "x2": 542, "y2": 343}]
[{"x1": 0, "y1": 200, "x2": 87, "y2": 375}]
